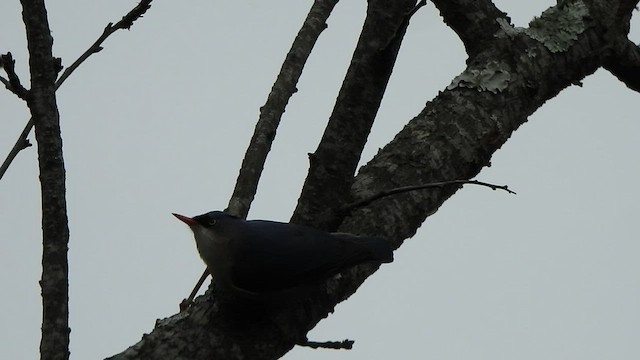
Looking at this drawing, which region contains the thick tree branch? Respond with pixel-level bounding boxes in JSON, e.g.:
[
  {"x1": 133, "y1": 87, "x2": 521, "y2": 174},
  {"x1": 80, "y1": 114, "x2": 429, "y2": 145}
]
[
  {"x1": 19, "y1": 1, "x2": 69, "y2": 360},
  {"x1": 341, "y1": 0, "x2": 620, "y2": 247},
  {"x1": 291, "y1": 0, "x2": 418, "y2": 230},
  {"x1": 226, "y1": 0, "x2": 339, "y2": 219},
  {"x1": 0, "y1": 0, "x2": 153, "y2": 182},
  {"x1": 604, "y1": 39, "x2": 640, "y2": 93},
  {"x1": 430, "y1": 0, "x2": 510, "y2": 59}
]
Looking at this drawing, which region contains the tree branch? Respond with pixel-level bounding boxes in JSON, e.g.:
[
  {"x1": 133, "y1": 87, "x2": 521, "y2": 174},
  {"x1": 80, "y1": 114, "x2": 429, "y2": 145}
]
[
  {"x1": 55, "y1": 0, "x2": 152, "y2": 88},
  {"x1": 298, "y1": 339, "x2": 355, "y2": 350},
  {"x1": 604, "y1": 38, "x2": 640, "y2": 93},
  {"x1": 341, "y1": 1, "x2": 618, "y2": 247},
  {"x1": 226, "y1": 0, "x2": 339, "y2": 219},
  {"x1": 343, "y1": 179, "x2": 515, "y2": 213},
  {"x1": 291, "y1": 0, "x2": 418, "y2": 230},
  {"x1": 1, "y1": 52, "x2": 30, "y2": 100},
  {"x1": 0, "y1": 117, "x2": 34, "y2": 181},
  {"x1": 19, "y1": 0, "x2": 69, "y2": 359},
  {"x1": 0, "y1": 0, "x2": 153, "y2": 182},
  {"x1": 430, "y1": 0, "x2": 510, "y2": 59}
]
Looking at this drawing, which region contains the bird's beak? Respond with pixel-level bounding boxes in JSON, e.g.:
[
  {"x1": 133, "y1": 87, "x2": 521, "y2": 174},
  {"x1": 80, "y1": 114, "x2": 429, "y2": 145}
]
[{"x1": 172, "y1": 213, "x2": 197, "y2": 226}]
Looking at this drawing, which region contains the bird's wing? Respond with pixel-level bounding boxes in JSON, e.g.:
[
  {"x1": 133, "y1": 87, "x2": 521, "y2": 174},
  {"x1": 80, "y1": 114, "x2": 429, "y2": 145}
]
[{"x1": 228, "y1": 221, "x2": 383, "y2": 293}]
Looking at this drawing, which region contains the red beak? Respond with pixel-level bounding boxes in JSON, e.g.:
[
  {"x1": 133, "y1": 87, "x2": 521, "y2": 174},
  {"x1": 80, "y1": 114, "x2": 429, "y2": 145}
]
[{"x1": 172, "y1": 213, "x2": 197, "y2": 226}]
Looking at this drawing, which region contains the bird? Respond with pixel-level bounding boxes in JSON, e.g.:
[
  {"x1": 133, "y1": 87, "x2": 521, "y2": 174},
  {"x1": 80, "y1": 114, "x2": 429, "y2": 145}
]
[{"x1": 173, "y1": 211, "x2": 393, "y2": 296}]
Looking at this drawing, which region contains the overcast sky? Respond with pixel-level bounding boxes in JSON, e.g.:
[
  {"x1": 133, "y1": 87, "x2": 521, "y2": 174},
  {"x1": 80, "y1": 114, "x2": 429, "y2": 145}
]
[{"x1": 1, "y1": 1, "x2": 639, "y2": 359}]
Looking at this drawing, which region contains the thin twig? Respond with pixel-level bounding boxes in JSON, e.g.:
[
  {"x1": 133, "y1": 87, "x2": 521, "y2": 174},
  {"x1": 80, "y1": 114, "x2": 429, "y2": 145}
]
[
  {"x1": 0, "y1": 0, "x2": 153, "y2": 181},
  {"x1": 1, "y1": 52, "x2": 30, "y2": 100},
  {"x1": 344, "y1": 179, "x2": 516, "y2": 212},
  {"x1": 0, "y1": 118, "x2": 34, "y2": 180},
  {"x1": 298, "y1": 339, "x2": 354, "y2": 350},
  {"x1": 56, "y1": 0, "x2": 153, "y2": 88},
  {"x1": 179, "y1": 269, "x2": 209, "y2": 312},
  {"x1": 408, "y1": 0, "x2": 427, "y2": 18}
]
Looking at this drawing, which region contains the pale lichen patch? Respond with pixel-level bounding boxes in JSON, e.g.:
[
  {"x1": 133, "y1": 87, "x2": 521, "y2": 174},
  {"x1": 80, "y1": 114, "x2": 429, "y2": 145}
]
[
  {"x1": 447, "y1": 61, "x2": 511, "y2": 94},
  {"x1": 525, "y1": 1, "x2": 589, "y2": 53}
]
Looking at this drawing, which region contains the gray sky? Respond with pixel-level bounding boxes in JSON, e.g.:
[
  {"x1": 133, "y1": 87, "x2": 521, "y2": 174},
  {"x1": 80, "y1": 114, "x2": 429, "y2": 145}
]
[{"x1": 1, "y1": 1, "x2": 639, "y2": 359}]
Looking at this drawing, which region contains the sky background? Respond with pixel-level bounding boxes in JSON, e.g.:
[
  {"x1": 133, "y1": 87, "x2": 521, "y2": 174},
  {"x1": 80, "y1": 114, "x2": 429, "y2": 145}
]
[{"x1": 1, "y1": 1, "x2": 639, "y2": 359}]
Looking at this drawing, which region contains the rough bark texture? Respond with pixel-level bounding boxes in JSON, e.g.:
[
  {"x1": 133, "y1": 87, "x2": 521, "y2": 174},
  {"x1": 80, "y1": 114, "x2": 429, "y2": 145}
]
[
  {"x1": 604, "y1": 39, "x2": 640, "y2": 92},
  {"x1": 291, "y1": 0, "x2": 417, "y2": 231},
  {"x1": 430, "y1": 0, "x2": 510, "y2": 58},
  {"x1": 108, "y1": 1, "x2": 638, "y2": 359},
  {"x1": 20, "y1": 1, "x2": 70, "y2": 360},
  {"x1": 226, "y1": 0, "x2": 340, "y2": 219}
]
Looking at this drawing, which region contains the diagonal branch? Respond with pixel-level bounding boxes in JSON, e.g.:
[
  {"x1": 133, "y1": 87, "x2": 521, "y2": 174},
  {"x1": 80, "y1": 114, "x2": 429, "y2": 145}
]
[
  {"x1": 430, "y1": 0, "x2": 510, "y2": 58},
  {"x1": 291, "y1": 0, "x2": 420, "y2": 230},
  {"x1": 0, "y1": 0, "x2": 153, "y2": 182},
  {"x1": 55, "y1": 0, "x2": 152, "y2": 88},
  {"x1": 226, "y1": 0, "x2": 340, "y2": 219},
  {"x1": 0, "y1": 117, "x2": 34, "y2": 180},
  {"x1": 604, "y1": 38, "x2": 640, "y2": 93}
]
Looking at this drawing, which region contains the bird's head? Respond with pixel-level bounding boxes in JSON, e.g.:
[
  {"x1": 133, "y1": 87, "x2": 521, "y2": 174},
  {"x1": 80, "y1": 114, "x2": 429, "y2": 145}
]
[
  {"x1": 172, "y1": 211, "x2": 239, "y2": 245},
  {"x1": 173, "y1": 211, "x2": 238, "y2": 229}
]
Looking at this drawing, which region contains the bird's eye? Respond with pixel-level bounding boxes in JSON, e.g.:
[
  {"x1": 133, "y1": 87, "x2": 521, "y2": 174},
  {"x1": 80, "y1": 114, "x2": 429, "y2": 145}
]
[{"x1": 208, "y1": 219, "x2": 217, "y2": 226}]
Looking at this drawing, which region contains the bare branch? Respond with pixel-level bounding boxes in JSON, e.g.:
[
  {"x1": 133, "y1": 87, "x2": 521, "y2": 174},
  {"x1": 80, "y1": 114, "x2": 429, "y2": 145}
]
[
  {"x1": 226, "y1": 0, "x2": 339, "y2": 219},
  {"x1": 291, "y1": 0, "x2": 418, "y2": 231},
  {"x1": 0, "y1": 117, "x2": 34, "y2": 181},
  {"x1": 604, "y1": 39, "x2": 640, "y2": 93},
  {"x1": 343, "y1": 179, "x2": 515, "y2": 213},
  {"x1": 55, "y1": 0, "x2": 153, "y2": 88},
  {"x1": 1, "y1": 52, "x2": 30, "y2": 100},
  {"x1": 298, "y1": 339, "x2": 354, "y2": 350},
  {"x1": 0, "y1": 0, "x2": 154, "y2": 182},
  {"x1": 19, "y1": 0, "x2": 70, "y2": 358},
  {"x1": 179, "y1": 269, "x2": 209, "y2": 312},
  {"x1": 430, "y1": 0, "x2": 510, "y2": 58}
]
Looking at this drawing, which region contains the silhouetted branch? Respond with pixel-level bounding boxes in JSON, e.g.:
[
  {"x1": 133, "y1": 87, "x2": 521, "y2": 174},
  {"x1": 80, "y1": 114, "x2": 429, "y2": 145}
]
[
  {"x1": 56, "y1": 0, "x2": 153, "y2": 88},
  {"x1": 226, "y1": 0, "x2": 339, "y2": 219},
  {"x1": 179, "y1": 269, "x2": 209, "y2": 312},
  {"x1": 430, "y1": 0, "x2": 510, "y2": 57},
  {"x1": 291, "y1": 0, "x2": 418, "y2": 231},
  {"x1": 1, "y1": 52, "x2": 29, "y2": 100},
  {"x1": 344, "y1": 180, "x2": 515, "y2": 212},
  {"x1": 605, "y1": 39, "x2": 640, "y2": 93},
  {"x1": 298, "y1": 339, "x2": 354, "y2": 350},
  {"x1": 0, "y1": 0, "x2": 153, "y2": 182},
  {"x1": 19, "y1": 0, "x2": 69, "y2": 358},
  {"x1": 0, "y1": 117, "x2": 33, "y2": 181}
]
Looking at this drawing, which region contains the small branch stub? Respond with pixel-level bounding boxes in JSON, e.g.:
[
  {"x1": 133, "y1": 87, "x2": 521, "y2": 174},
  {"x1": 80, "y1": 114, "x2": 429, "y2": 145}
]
[
  {"x1": 1, "y1": 52, "x2": 30, "y2": 100},
  {"x1": 298, "y1": 339, "x2": 355, "y2": 350}
]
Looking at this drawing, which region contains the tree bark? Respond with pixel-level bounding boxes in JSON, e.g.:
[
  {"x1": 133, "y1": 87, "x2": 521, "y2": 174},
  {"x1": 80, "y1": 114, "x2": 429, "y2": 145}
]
[
  {"x1": 227, "y1": 0, "x2": 340, "y2": 219},
  {"x1": 20, "y1": 1, "x2": 70, "y2": 360},
  {"x1": 291, "y1": 0, "x2": 418, "y2": 230}
]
